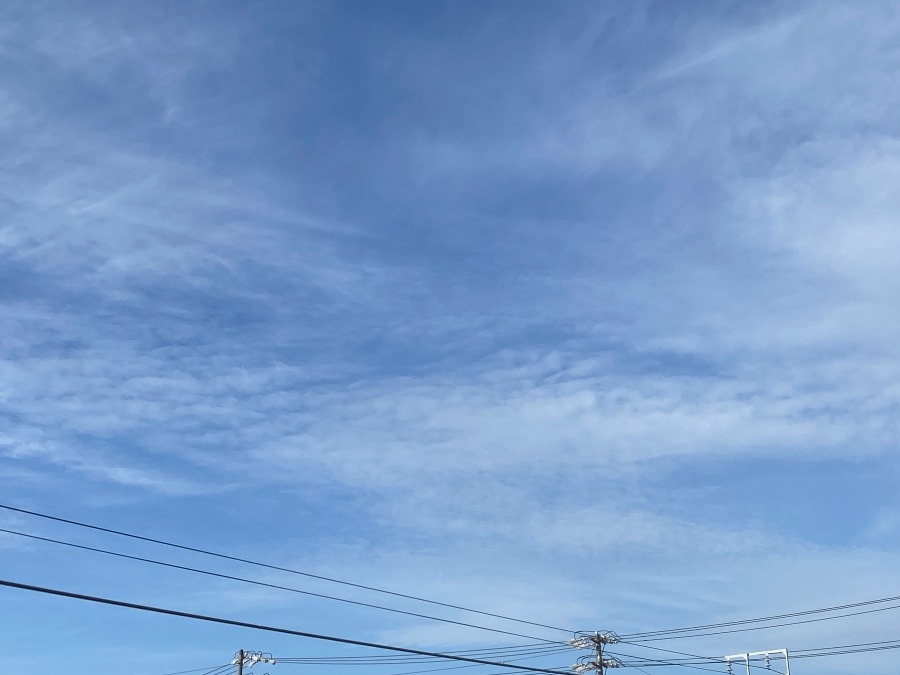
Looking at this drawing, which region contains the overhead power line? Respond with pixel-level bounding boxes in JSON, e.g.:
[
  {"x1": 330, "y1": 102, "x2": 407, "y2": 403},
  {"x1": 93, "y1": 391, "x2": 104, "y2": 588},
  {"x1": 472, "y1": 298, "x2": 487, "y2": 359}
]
[
  {"x1": 0, "y1": 578, "x2": 574, "y2": 675},
  {"x1": 154, "y1": 666, "x2": 234, "y2": 675},
  {"x1": 273, "y1": 645, "x2": 571, "y2": 665},
  {"x1": 0, "y1": 526, "x2": 560, "y2": 644},
  {"x1": 605, "y1": 650, "x2": 725, "y2": 675},
  {"x1": 616, "y1": 643, "x2": 720, "y2": 663},
  {"x1": 275, "y1": 650, "x2": 574, "y2": 675},
  {"x1": 611, "y1": 638, "x2": 900, "y2": 669},
  {"x1": 625, "y1": 666, "x2": 654, "y2": 675},
  {"x1": 568, "y1": 632, "x2": 729, "y2": 675},
  {"x1": 614, "y1": 642, "x2": 780, "y2": 674},
  {"x1": 621, "y1": 592, "x2": 900, "y2": 641},
  {"x1": 790, "y1": 638, "x2": 900, "y2": 659},
  {"x1": 0, "y1": 502, "x2": 572, "y2": 636},
  {"x1": 611, "y1": 638, "x2": 900, "y2": 668},
  {"x1": 622, "y1": 601, "x2": 900, "y2": 642},
  {"x1": 278, "y1": 643, "x2": 564, "y2": 659}
]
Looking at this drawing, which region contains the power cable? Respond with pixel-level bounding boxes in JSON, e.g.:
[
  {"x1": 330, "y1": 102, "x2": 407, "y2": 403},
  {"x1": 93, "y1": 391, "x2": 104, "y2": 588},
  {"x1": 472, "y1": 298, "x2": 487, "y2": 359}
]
[
  {"x1": 605, "y1": 649, "x2": 726, "y2": 674},
  {"x1": 795, "y1": 637, "x2": 900, "y2": 653},
  {"x1": 199, "y1": 666, "x2": 235, "y2": 675},
  {"x1": 790, "y1": 638, "x2": 900, "y2": 659},
  {"x1": 273, "y1": 642, "x2": 567, "y2": 660},
  {"x1": 153, "y1": 666, "x2": 233, "y2": 675},
  {"x1": 0, "y1": 525, "x2": 562, "y2": 645},
  {"x1": 608, "y1": 643, "x2": 784, "y2": 675},
  {"x1": 622, "y1": 592, "x2": 900, "y2": 640},
  {"x1": 614, "y1": 642, "x2": 771, "y2": 672},
  {"x1": 277, "y1": 653, "x2": 573, "y2": 675},
  {"x1": 626, "y1": 667, "x2": 655, "y2": 675},
  {"x1": 277, "y1": 649, "x2": 572, "y2": 670},
  {"x1": 0, "y1": 502, "x2": 572, "y2": 636},
  {"x1": 618, "y1": 644, "x2": 712, "y2": 660},
  {"x1": 0, "y1": 577, "x2": 575, "y2": 675},
  {"x1": 624, "y1": 600, "x2": 900, "y2": 642},
  {"x1": 274, "y1": 646, "x2": 571, "y2": 665},
  {"x1": 616, "y1": 643, "x2": 718, "y2": 663}
]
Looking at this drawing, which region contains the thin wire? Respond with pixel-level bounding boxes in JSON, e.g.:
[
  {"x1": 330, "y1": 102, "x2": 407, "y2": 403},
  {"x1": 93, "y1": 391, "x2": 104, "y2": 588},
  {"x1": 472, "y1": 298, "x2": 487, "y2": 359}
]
[
  {"x1": 278, "y1": 647, "x2": 571, "y2": 672},
  {"x1": 328, "y1": 669, "x2": 574, "y2": 675},
  {"x1": 616, "y1": 643, "x2": 719, "y2": 663},
  {"x1": 0, "y1": 502, "x2": 572, "y2": 635},
  {"x1": 277, "y1": 648, "x2": 568, "y2": 675},
  {"x1": 614, "y1": 641, "x2": 774, "y2": 673},
  {"x1": 606, "y1": 649, "x2": 726, "y2": 674},
  {"x1": 609, "y1": 652, "x2": 725, "y2": 673},
  {"x1": 617, "y1": 664, "x2": 727, "y2": 674},
  {"x1": 0, "y1": 578, "x2": 574, "y2": 675},
  {"x1": 288, "y1": 659, "x2": 565, "y2": 675},
  {"x1": 0, "y1": 526, "x2": 562, "y2": 645},
  {"x1": 794, "y1": 645, "x2": 900, "y2": 658},
  {"x1": 615, "y1": 662, "x2": 725, "y2": 674},
  {"x1": 274, "y1": 644, "x2": 569, "y2": 663},
  {"x1": 278, "y1": 647, "x2": 570, "y2": 660},
  {"x1": 622, "y1": 592, "x2": 900, "y2": 639},
  {"x1": 791, "y1": 638, "x2": 900, "y2": 658},
  {"x1": 627, "y1": 665, "x2": 657, "y2": 675},
  {"x1": 200, "y1": 666, "x2": 235, "y2": 675},
  {"x1": 625, "y1": 601, "x2": 900, "y2": 641},
  {"x1": 276, "y1": 647, "x2": 572, "y2": 666},
  {"x1": 612, "y1": 646, "x2": 785, "y2": 675},
  {"x1": 794, "y1": 637, "x2": 900, "y2": 653},
  {"x1": 151, "y1": 666, "x2": 233, "y2": 675}
]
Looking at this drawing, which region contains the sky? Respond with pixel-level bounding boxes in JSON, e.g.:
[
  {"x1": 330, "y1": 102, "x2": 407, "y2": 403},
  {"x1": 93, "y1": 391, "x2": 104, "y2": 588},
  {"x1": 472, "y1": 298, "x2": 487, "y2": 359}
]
[{"x1": 1, "y1": 1, "x2": 900, "y2": 674}]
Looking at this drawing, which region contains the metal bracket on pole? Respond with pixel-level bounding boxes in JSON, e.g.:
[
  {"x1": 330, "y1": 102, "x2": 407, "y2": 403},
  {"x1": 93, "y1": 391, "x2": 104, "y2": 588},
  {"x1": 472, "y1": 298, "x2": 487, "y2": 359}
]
[
  {"x1": 570, "y1": 632, "x2": 621, "y2": 675},
  {"x1": 724, "y1": 649, "x2": 789, "y2": 675},
  {"x1": 234, "y1": 650, "x2": 277, "y2": 674}
]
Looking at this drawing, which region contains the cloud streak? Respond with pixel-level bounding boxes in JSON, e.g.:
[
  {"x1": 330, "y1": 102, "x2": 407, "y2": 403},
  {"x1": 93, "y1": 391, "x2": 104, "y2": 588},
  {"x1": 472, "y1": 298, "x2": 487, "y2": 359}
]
[{"x1": 2, "y1": 3, "x2": 900, "y2": 673}]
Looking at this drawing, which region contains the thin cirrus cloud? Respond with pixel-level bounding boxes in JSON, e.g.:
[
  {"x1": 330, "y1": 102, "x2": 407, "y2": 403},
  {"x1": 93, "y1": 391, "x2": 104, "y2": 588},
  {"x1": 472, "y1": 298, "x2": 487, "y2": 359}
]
[
  {"x1": 2, "y1": 0, "x2": 899, "y2": 515},
  {"x1": 1, "y1": 5, "x2": 900, "y2": 673}
]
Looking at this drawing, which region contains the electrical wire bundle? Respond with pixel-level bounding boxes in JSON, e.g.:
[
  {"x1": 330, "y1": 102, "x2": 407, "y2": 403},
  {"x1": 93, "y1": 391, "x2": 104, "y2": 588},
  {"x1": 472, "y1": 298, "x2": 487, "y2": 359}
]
[{"x1": 4, "y1": 502, "x2": 900, "y2": 675}]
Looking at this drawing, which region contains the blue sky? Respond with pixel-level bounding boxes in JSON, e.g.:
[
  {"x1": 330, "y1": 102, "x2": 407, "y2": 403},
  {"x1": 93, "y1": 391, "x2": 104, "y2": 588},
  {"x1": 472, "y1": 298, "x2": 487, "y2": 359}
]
[{"x1": 2, "y1": 1, "x2": 900, "y2": 674}]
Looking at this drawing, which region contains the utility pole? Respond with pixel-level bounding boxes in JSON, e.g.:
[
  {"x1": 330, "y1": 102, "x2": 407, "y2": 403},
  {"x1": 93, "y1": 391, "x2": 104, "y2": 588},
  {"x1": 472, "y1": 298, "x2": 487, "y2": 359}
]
[
  {"x1": 570, "y1": 632, "x2": 621, "y2": 675},
  {"x1": 233, "y1": 650, "x2": 277, "y2": 675},
  {"x1": 724, "y1": 649, "x2": 790, "y2": 675}
]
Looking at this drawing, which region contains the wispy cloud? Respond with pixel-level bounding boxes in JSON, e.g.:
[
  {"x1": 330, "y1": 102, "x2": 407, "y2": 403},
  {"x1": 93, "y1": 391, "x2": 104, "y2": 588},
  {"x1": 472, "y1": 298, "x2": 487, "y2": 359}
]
[{"x1": 2, "y1": 3, "x2": 900, "y2": 672}]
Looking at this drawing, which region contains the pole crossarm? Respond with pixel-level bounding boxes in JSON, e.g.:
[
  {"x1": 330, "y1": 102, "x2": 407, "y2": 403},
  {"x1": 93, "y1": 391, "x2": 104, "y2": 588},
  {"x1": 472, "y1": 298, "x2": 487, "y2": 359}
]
[{"x1": 724, "y1": 648, "x2": 790, "y2": 675}]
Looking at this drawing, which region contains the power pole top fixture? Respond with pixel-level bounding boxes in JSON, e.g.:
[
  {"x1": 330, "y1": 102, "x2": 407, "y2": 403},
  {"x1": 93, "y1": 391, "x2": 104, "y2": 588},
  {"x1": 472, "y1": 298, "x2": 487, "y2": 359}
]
[
  {"x1": 570, "y1": 631, "x2": 621, "y2": 675},
  {"x1": 569, "y1": 632, "x2": 620, "y2": 649},
  {"x1": 233, "y1": 649, "x2": 277, "y2": 675}
]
